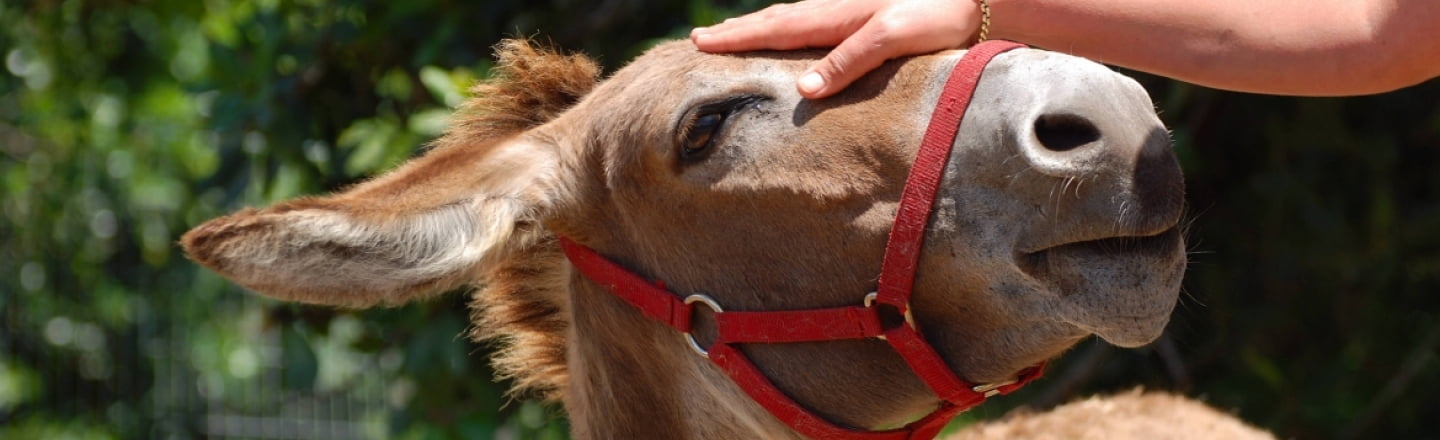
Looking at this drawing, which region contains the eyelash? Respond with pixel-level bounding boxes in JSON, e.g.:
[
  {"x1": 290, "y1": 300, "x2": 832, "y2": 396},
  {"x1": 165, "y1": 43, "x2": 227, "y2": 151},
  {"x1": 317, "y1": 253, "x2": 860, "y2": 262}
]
[{"x1": 678, "y1": 95, "x2": 765, "y2": 162}]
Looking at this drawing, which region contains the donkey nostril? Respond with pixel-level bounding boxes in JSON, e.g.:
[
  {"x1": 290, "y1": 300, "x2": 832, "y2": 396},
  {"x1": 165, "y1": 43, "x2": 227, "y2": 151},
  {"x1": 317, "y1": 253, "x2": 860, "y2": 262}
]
[{"x1": 1034, "y1": 113, "x2": 1101, "y2": 152}]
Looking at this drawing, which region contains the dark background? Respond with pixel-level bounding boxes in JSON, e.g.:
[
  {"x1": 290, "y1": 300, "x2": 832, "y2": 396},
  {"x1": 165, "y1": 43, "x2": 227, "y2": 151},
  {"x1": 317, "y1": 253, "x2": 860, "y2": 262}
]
[{"x1": 2, "y1": 1, "x2": 1436, "y2": 438}]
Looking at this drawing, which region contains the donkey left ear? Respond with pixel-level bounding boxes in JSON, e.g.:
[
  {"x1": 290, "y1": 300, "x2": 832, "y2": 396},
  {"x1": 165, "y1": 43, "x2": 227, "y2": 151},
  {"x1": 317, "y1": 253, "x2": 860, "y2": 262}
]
[{"x1": 182, "y1": 135, "x2": 565, "y2": 308}]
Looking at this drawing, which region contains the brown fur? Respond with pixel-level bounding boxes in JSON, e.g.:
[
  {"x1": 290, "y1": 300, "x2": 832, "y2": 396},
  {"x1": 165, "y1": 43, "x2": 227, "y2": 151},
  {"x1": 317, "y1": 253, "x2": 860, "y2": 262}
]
[{"x1": 467, "y1": 234, "x2": 572, "y2": 400}]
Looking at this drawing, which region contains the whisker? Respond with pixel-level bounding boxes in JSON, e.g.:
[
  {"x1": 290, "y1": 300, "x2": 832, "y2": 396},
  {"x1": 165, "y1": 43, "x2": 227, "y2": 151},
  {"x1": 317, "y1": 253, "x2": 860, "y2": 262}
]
[
  {"x1": 1000, "y1": 152, "x2": 1025, "y2": 168},
  {"x1": 1114, "y1": 200, "x2": 1131, "y2": 235},
  {"x1": 1179, "y1": 285, "x2": 1207, "y2": 308},
  {"x1": 1006, "y1": 165, "x2": 1035, "y2": 190},
  {"x1": 1050, "y1": 178, "x2": 1066, "y2": 223}
]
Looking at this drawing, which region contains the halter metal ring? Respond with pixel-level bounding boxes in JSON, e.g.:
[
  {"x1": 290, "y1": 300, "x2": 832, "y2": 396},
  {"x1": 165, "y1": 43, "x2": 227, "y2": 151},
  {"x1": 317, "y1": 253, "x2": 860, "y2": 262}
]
[
  {"x1": 972, "y1": 377, "x2": 1019, "y2": 398},
  {"x1": 682, "y1": 294, "x2": 723, "y2": 358},
  {"x1": 863, "y1": 292, "x2": 917, "y2": 331}
]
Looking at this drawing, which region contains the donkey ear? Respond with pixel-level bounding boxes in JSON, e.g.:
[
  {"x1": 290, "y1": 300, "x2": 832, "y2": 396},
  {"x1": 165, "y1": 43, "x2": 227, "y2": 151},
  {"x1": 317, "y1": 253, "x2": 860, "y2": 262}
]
[{"x1": 182, "y1": 135, "x2": 565, "y2": 308}]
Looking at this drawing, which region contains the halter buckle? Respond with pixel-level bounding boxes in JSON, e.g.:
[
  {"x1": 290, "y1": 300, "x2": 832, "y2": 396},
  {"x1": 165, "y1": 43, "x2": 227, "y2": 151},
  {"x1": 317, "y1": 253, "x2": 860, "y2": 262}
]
[{"x1": 682, "y1": 294, "x2": 723, "y2": 358}]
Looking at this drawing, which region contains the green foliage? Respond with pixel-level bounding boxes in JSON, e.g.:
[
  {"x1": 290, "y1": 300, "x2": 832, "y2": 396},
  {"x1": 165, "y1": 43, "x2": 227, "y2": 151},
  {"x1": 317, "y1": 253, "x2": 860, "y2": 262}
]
[{"x1": 1, "y1": 0, "x2": 1437, "y2": 439}]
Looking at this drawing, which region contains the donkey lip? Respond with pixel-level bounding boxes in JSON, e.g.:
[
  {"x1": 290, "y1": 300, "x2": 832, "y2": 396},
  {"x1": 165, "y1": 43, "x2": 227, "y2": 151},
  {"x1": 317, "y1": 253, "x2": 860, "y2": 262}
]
[
  {"x1": 1058, "y1": 225, "x2": 1182, "y2": 259},
  {"x1": 1016, "y1": 225, "x2": 1183, "y2": 279},
  {"x1": 1014, "y1": 208, "x2": 1183, "y2": 259}
]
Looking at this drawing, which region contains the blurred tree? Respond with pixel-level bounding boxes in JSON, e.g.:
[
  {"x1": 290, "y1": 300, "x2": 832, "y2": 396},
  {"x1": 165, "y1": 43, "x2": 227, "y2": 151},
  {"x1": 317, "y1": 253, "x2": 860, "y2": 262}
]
[{"x1": 0, "y1": 0, "x2": 1436, "y2": 439}]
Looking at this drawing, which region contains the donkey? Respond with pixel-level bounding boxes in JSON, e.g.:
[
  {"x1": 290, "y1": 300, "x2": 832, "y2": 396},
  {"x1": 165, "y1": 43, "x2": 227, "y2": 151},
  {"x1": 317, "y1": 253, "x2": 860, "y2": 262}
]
[{"x1": 183, "y1": 39, "x2": 1261, "y2": 438}]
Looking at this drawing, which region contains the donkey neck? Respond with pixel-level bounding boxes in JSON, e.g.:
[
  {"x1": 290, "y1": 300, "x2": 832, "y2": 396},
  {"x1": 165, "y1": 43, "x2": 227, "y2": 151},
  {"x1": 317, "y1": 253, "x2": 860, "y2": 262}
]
[{"x1": 563, "y1": 277, "x2": 801, "y2": 439}]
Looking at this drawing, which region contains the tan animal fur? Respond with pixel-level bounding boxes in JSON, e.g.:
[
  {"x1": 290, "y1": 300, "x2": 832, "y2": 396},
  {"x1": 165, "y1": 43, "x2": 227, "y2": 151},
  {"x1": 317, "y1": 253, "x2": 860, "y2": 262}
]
[{"x1": 950, "y1": 390, "x2": 1274, "y2": 440}]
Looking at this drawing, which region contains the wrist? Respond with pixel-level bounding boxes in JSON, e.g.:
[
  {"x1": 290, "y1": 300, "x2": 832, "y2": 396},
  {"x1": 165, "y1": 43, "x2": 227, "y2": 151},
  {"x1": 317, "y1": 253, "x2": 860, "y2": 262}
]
[
  {"x1": 974, "y1": 0, "x2": 992, "y2": 43},
  {"x1": 981, "y1": 0, "x2": 1035, "y2": 44}
]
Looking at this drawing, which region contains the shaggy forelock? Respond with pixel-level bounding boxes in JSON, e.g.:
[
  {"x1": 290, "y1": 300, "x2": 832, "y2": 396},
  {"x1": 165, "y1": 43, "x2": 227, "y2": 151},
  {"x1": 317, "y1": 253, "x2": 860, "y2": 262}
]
[{"x1": 433, "y1": 39, "x2": 600, "y2": 150}]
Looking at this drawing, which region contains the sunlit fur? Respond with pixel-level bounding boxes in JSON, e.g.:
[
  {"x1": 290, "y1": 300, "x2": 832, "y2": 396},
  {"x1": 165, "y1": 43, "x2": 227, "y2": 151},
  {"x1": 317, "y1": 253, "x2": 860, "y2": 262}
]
[{"x1": 953, "y1": 389, "x2": 1272, "y2": 440}]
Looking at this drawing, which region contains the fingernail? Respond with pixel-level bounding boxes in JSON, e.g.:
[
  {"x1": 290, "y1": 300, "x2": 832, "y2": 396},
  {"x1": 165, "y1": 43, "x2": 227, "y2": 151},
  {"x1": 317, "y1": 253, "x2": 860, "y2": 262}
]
[
  {"x1": 798, "y1": 72, "x2": 825, "y2": 95},
  {"x1": 692, "y1": 26, "x2": 709, "y2": 34}
]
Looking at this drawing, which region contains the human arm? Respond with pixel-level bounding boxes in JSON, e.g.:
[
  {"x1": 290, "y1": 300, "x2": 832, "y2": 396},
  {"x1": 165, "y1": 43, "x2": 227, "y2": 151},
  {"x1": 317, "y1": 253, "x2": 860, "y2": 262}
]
[
  {"x1": 691, "y1": 0, "x2": 1440, "y2": 98},
  {"x1": 992, "y1": 0, "x2": 1440, "y2": 96}
]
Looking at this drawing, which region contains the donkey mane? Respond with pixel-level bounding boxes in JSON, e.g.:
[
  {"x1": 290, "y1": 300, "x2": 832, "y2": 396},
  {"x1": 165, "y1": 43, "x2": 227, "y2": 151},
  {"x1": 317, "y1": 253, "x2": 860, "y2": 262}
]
[{"x1": 448, "y1": 40, "x2": 598, "y2": 401}]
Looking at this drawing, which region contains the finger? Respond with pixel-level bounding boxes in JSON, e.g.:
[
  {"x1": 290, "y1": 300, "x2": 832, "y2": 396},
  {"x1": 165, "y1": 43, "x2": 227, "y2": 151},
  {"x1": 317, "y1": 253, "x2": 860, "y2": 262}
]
[
  {"x1": 693, "y1": 2, "x2": 869, "y2": 52},
  {"x1": 699, "y1": 2, "x2": 806, "y2": 33},
  {"x1": 691, "y1": 3, "x2": 797, "y2": 49},
  {"x1": 797, "y1": 19, "x2": 902, "y2": 98},
  {"x1": 694, "y1": 18, "x2": 855, "y2": 52}
]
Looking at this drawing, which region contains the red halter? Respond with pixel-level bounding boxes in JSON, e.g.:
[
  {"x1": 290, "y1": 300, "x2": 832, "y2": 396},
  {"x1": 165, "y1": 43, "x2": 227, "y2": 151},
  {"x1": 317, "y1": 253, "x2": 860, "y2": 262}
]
[{"x1": 558, "y1": 40, "x2": 1042, "y2": 439}]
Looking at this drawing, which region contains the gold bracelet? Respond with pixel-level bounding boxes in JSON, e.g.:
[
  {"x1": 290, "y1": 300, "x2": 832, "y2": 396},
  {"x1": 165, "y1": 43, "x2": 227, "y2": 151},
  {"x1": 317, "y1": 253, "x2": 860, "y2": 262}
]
[{"x1": 977, "y1": 0, "x2": 991, "y2": 43}]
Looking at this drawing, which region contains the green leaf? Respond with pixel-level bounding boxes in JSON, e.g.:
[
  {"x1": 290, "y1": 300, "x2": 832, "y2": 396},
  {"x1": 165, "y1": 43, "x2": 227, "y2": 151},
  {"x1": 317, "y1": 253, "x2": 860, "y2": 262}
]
[
  {"x1": 177, "y1": 131, "x2": 220, "y2": 179},
  {"x1": 0, "y1": 361, "x2": 42, "y2": 411},
  {"x1": 266, "y1": 162, "x2": 307, "y2": 202},
  {"x1": 377, "y1": 68, "x2": 414, "y2": 101},
  {"x1": 419, "y1": 66, "x2": 465, "y2": 108},
  {"x1": 281, "y1": 325, "x2": 318, "y2": 390},
  {"x1": 407, "y1": 108, "x2": 451, "y2": 137},
  {"x1": 339, "y1": 118, "x2": 400, "y2": 176}
]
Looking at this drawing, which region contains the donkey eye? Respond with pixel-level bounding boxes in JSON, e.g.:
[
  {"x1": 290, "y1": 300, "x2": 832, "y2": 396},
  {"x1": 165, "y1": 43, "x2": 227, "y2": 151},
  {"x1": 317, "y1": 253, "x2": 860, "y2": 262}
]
[
  {"x1": 682, "y1": 112, "x2": 725, "y2": 159},
  {"x1": 677, "y1": 95, "x2": 765, "y2": 162}
]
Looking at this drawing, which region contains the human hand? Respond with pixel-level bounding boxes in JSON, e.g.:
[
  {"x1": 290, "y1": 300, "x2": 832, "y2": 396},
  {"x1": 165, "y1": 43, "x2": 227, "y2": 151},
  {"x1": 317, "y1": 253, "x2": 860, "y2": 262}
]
[{"x1": 691, "y1": 0, "x2": 984, "y2": 99}]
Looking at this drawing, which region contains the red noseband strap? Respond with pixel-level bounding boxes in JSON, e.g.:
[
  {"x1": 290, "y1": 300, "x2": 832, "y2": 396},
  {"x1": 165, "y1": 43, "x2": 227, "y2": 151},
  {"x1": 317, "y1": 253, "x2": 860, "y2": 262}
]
[{"x1": 558, "y1": 40, "x2": 1042, "y2": 440}]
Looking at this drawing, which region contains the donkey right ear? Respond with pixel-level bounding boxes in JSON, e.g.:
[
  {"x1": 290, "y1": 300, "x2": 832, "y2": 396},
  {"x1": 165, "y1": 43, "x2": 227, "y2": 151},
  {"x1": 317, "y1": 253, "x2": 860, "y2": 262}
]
[{"x1": 182, "y1": 135, "x2": 567, "y2": 308}]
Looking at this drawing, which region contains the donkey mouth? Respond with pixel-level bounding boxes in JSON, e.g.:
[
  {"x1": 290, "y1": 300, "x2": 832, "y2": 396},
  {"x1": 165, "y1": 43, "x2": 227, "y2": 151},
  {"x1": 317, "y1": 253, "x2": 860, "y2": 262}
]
[
  {"x1": 1018, "y1": 225, "x2": 1182, "y2": 277},
  {"x1": 1017, "y1": 225, "x2": 1186, "y2": 346}
]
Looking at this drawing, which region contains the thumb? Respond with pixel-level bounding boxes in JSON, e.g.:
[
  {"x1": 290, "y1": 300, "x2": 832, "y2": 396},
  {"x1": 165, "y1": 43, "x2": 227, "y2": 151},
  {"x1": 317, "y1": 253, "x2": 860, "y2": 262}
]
[{"x1": 797, "y1": 22, "x2": 898, "y2": 99}]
